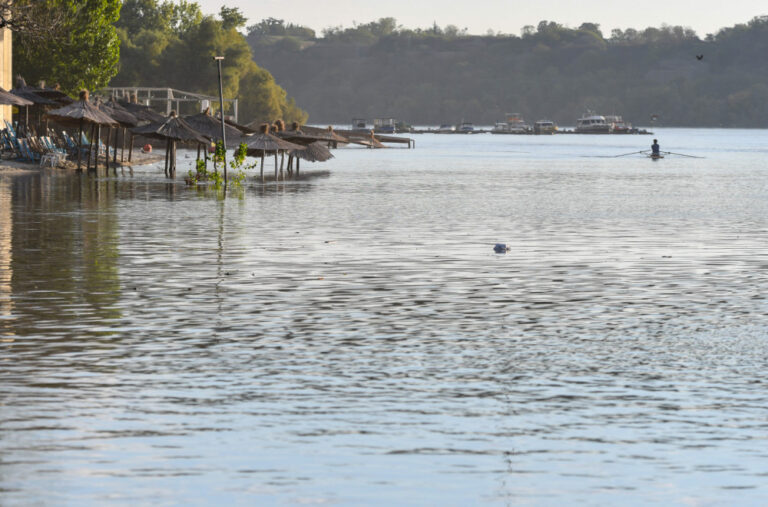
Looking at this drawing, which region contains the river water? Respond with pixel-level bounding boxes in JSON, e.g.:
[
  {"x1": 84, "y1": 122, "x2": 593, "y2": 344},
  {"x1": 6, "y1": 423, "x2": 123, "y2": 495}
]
[{"x1": 1, "y1": 128, "x2": 768, "y2": 505}]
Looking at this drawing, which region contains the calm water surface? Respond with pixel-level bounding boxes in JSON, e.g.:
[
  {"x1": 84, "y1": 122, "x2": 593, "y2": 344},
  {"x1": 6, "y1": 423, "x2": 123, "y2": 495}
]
[{"x1": 2, "y1": 129, "x2": 768, "y2": 505}]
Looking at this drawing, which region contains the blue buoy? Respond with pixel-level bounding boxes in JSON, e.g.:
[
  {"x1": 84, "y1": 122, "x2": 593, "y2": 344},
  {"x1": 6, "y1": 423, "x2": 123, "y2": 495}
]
[{"x1": 493, "y1": 243, "x2": 509, "y2": 253}]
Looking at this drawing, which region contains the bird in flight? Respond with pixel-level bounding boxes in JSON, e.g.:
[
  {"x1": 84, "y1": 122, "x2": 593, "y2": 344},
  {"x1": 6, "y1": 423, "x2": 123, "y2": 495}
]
[{"x1": 696, "y1": 54, "x2": 704, "y2": 60}]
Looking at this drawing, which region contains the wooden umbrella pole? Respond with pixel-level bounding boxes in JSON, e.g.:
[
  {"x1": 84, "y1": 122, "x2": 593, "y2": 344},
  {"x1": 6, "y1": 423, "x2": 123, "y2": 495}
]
[
  {"x1": 87, "y1": 124, "x2": 94, "y2": 171},
  {"x1": 121, "y1": 128, "x2": 126, "y2": 163},
  {"x1": 274, "y1": 152, "x2": 278, "y2": 181},
  {"x1": 164, "y1": 139, "x2": 170, "y2": 177},
  {"x1": 128, "y1": 133, "x2": 134, "y2": 162},
  {"x1": 280, "y1": 151, "x2": 284, "y2": 177},
  {"x1": 260, "y1": 152, "x2": 265, "y2": 182},
  {"x1": 77, "y1": 119, "x2": 83, "y2": 171},
  {"x1": 113, "y1": 126, "x2": 119, "y2": 167},
  {"x1": 171, "y1": 140, "x2": 176, "y2": 177},
  {"x1": 96, "y1": 124, "x2": 102, "y2": 171},
  {"x1": 296, "y1": 158, "x2": 300, "y2": 175}
]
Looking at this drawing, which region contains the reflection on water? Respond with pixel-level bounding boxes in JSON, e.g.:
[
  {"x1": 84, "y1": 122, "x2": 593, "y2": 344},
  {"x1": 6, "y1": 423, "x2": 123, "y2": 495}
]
[{"x1": 2, "y1": 130, "x2": 768, "y2": 505}]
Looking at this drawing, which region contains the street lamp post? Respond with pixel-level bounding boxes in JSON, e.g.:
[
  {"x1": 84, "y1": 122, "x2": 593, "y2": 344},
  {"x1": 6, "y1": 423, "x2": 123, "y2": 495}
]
[{"x1": 214, "y1": 56, "x2": 227, "y2": 184}]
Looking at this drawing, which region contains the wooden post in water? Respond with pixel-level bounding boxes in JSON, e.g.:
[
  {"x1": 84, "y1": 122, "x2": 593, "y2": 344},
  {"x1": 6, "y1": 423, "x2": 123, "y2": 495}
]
[
  {"x1": 112, "y1": 127, "x2": 119, "y2": 168},
  {"x1": 121, "y1": 128, "x2": 126, "y2": 163},
  {"x1": 274, "y1": 152, "x2": 278, "y2": 181},
  {"x1": 77, "y1": 119, "x2": 83, "y2": 171},
  {"x1": 164, "y1": 139, "x2": 170, "y2": 177}
]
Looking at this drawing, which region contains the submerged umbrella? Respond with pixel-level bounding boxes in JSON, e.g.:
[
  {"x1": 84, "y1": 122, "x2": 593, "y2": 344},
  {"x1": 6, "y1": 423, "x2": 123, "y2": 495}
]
[
  {"x1": 288, "y1": 141, "x2": 333, "y2": 176},
  {"x1": 184, "y1": 108, "x2": 244, "y2": 146},
  {"x1": 96, "y1": 98, "x2": 140, "y2": 166},
  {"x1": 118, "y1": 100, "x2": 167, "y2": 124},
  {"x1": 45, "y1": 90, "x2": 118, "y2": 171},
  {"x1": 245, "y1": 124, "x2": 305, "y2": 182},
  {"x1": 130, "y1": 111, "x2": 210, "y2": 177}
]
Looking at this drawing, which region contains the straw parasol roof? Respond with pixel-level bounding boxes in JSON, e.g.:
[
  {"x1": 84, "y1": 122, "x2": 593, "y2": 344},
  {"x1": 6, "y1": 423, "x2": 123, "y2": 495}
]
[
  {"x1": 11, "y1": 77, "x2": 71, "y2": 106},
  {"x1": 131, "y1": 111, "x2": 210, "y2": 144},
  {"x1": 44, "y1": 90, "x2": 118, "y2": 126},
  {"x1": 290, "y1": 141, "x2": 333, "y2": 162},
  {"x1": 245, "y1": 124, "x2": 305, "y2": 155},
  {"x1": 0, "y1": 86, "x2": 33, "y2": 107},
  {"x1": 183, "y1": 108, "x2": 244, "y2": 145},
  {"x1": 286, "y1": 124, "x2": 349, "y2": 144},
  {"x1": 98, "y1": 99, "x2": 140, "y2": 127},
  {"x1": 118, "y1": 100, "x2": 167, "y2": 123}
]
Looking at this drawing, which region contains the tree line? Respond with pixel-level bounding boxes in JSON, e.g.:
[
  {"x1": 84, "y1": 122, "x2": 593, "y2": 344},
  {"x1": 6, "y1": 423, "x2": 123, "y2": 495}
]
[
  {"x1": 245, "y1": 16, "x2": 768, "y2": 127},
  {"x1": 12, "y1": 1, "x2": 308, "y2": 126}
]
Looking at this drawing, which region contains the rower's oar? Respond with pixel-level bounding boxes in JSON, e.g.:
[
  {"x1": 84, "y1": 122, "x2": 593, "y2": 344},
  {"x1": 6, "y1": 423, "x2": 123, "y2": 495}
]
[
  {"x1": 588, "y1": 150, "x2": 648, "y2": 158},
  {"x1": 613, "y1": 150, "x2": 649, "y2": 157},
  {"x1": 662, "y1": 151, "x2": 704, "y2": 159}
]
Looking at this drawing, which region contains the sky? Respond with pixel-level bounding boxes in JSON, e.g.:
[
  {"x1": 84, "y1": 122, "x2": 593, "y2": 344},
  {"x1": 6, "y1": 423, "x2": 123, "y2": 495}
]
[{"x1": 198, "y1": 0, "x2": 767, "y2": 37}]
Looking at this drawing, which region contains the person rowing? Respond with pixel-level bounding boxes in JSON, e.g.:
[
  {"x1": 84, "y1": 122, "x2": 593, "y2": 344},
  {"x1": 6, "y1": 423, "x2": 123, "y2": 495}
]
[{"x1": 651, "y1": 139, "x2": 660, "y2": 156}]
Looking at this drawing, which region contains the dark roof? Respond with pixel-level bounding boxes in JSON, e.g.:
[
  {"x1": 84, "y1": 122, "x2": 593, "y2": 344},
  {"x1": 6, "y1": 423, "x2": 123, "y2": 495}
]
[
  {"x1": 44, "y1": 91, "x2": 118, "y2": 126},
  {"x1": 183, "y1": 109, "x2": 244, "y2": 145},
  {"x1": 290, "y1": 141, "x2": 334, "y2": 162},
  {"x1": 131, "y1": 112, "x2": 210, "y2": 144},
  {"x1": 245, "y1": 132, "x2": 305, "y2": 154},
  {"x1": 118, "y1": 101, "x2": 168, "y2": 123},
  {"x1": 96, "y1": 99, "x2": 140, "y2": 127},
  {"x1": 0, "y1": 86, "x2": 33, "y2": 107}
]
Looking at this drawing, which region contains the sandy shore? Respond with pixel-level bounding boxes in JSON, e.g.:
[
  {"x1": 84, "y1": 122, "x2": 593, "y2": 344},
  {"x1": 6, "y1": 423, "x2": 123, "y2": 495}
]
[{"x1": 0, "y1": 150, "x2": 166, "y2": 174}]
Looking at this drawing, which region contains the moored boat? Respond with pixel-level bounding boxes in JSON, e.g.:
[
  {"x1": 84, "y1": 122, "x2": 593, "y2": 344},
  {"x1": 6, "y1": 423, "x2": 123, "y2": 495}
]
[
  {"x1": 575, "y1": 113, "x2": 612, "y2": 134},
  {"x1": 458, "y1": 121, "x2": 475, "y2": 133},
  {"x1": 492, "y1": 113, "x2": 531, "y2": 134},
  {"x1": 534, "y1": 120, "x2": 557, "y2": 135}
]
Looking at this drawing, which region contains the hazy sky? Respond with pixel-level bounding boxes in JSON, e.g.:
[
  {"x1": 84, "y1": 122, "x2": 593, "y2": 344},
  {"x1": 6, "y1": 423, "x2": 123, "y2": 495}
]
[{"x1": 198, "y1": 0, "x2": 766, "y2": 37}]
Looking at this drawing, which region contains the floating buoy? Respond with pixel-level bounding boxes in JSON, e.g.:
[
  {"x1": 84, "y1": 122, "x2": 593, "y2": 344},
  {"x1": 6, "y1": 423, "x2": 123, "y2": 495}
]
[
  {"x1": 493, "y1": 243, "x2": 510, "y2": 254},
  {"x1": 142, "y1": 144, "x2": 152, "y2": 153}
]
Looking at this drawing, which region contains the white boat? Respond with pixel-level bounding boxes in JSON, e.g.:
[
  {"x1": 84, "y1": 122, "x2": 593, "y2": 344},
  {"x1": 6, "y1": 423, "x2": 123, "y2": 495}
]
[
  {"x1": 604, "y1": 115, "x2": 633, "y2": 133},
  {"x1": 534, "y1": 120, "x2": 557, "y2": 135},
  {"x1": 492, "y1": 113, "x2": 531, "y2": 134},
  {"x1": 438, "y1": 123, "x2": 456, "y2": 133},
  {"x1": 458, "y1": 121, "x2": 475, "y2": 133},
  {"x1": 575, "y1": 113, "x2": 612, "y2": 134}
]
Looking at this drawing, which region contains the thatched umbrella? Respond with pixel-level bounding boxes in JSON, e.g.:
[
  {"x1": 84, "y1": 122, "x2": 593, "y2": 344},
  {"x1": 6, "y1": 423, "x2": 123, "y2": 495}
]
[
  {"x1": 130, "y1": 111, "x2": 210, "y2": 177},
  {"x1": 245, "y1": 124, "x2": 305, "y2": 182},
  {"x1": 95, "y1": 98, "x2": 140, "y2": 167},
  {"x1": 284, "y1": 124, "x2": 349, "y2": 146},
  {"x1": 0, "y1": 86, "x2": 33, "y2": 107},
  {"x1": 45, "y1": 90, "x2": 118, "y2": 171},
  {"x1": 288, "y1": 141, "x2": 333, "y2": 176},
  {"x1": 183, "y1": 108, "x2": 246, "y2": 170},
  {"x1": 118, "y1": 100, "x2": 167, "y2": 123},
  {"x1": 11, "y1": 77, "x2": 61, "y2": 134},
  {"x1": 30, "y1": 81, "x2": 73, "y2": 106}
]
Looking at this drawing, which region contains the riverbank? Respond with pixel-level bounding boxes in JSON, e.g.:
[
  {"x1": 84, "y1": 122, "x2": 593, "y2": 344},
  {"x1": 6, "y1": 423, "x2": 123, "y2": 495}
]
[{"x1": 0, "y1": 150, "x2": 166, "y2": 175}]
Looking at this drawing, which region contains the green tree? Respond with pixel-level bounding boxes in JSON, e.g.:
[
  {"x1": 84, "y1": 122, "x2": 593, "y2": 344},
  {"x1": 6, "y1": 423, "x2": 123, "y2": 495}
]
[
  {"x1": 219, "y1": 6, "x2": 246, "y2": 30},
  {"x1": 14, "y1": 0, "x2": 121, "y2": 93}
]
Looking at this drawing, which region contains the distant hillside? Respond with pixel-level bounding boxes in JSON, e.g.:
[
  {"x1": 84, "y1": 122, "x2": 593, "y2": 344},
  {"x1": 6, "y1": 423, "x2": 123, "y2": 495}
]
[{"x1": 246, "y1": 17, "x2": 768, "y2": 127}]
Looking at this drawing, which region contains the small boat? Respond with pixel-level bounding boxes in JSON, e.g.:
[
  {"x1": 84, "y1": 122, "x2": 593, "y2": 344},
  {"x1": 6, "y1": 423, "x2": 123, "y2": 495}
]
[
  {"x1": 438, "y1": 124, "x2": 456, "y2": 133},
  {"x1": 534, "y1": 120, "x2": 557, "y2": 135},
  {"x1": 576, "y1": 112, "x2": 612, "y2": 134},
  {"x1": 605, "y1": 115, "x2": 633, "y2": 134},
  {"x1": 458, "y1": 121, "x2": 475, "y2": 133},
  {"x1": 373, "y1": 117, "x2": 396, "y2": 134},
  {"x1": 649, "y1": 153, "x2": 664, "y2": 160},
  {"x1": 492, "y1": 113, "x2": 531, "y2": 134}
]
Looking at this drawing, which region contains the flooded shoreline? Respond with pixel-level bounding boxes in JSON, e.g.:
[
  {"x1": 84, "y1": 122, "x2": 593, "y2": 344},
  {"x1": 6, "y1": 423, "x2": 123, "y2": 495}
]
[{"x1": 2, "y1": 129, "x2": 768, "y2": 504}]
